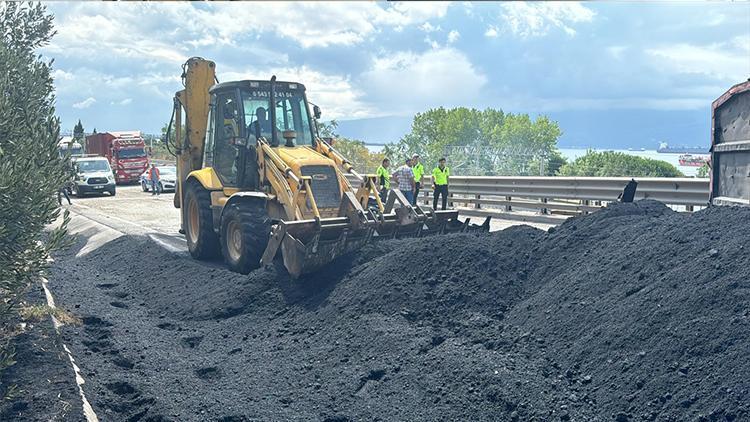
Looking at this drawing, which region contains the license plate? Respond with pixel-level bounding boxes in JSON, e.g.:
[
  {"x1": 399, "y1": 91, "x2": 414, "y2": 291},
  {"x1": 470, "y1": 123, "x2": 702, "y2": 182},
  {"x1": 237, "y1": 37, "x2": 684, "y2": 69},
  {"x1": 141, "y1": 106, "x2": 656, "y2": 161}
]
[{"x1": 93, "y1": 185, "x2": 104, "y2": 189}]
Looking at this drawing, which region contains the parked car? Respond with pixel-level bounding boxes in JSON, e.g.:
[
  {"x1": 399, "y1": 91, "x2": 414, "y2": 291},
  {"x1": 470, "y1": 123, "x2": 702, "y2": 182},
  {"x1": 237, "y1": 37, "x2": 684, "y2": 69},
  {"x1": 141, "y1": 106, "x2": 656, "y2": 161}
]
[
  {"x1": 140, "y1": 165, "x2": 177, "y2": 192},
  {"x1": 70, "y1": 156, "x2": 116, "y2": 197}
]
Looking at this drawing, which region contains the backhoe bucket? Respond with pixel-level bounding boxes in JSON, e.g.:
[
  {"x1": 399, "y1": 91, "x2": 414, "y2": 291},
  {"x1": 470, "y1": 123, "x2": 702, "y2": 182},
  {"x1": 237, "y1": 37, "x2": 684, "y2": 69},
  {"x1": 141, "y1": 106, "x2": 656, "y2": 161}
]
[
  {"x1": 420, "y1": 207, "x2": 464, "y2": 235},
  {"x1": 262, "y1": 217, "x2": 373, "y2": 278}
]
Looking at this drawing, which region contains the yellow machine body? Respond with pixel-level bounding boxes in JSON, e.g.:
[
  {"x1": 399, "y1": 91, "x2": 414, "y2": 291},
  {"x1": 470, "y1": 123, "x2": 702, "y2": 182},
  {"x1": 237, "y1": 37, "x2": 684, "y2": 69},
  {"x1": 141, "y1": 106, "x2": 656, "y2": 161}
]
[{"x1": 167, "y1": 57, "x2": 469, "y2": 278}]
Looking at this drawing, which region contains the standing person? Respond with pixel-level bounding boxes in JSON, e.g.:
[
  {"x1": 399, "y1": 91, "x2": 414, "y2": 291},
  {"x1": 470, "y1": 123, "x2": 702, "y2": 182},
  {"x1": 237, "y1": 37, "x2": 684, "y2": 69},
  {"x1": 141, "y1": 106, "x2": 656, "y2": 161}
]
[
  {"x1": 57, "y1": 163, "x2": 74, "y2": 205},
  {"x1": 149, "y1": 164, "x2": 161, "y2": 196},
  {"x1": 392, "y1": 158, "x2": 416, "y2": 205},
  {"x1": 57, "y1": 182, "x2": 71, "y2": 205},
  {"x1": 432, "y1": 158, "x2": 450, "y2": 210},
  {"x1": 375, "y1": 158, "x2": 390, "y2": 203},
  {"x1": 411, "y1": 153, "x2": 424, "y2": 205}
]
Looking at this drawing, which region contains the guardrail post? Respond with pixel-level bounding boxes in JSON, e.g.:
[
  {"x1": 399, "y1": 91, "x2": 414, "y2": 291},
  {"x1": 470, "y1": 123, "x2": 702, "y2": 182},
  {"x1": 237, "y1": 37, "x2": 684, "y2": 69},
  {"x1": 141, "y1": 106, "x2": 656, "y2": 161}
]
[
  {"x1": 449, "y1": 192, "x2": 454, "y2": 208},
  {"x1": 475, "y1": 194, "x2": 481, "y2": 209},
  {"x1": 540, "y1": 197, "x2": 549, "y2": 215},
  {"x1": 686, "y1": 205, "x2": 694, "y2": 212},
  {"x1": 582, "y1": 199, "x2": 589, "y2": 215},
  {"x1": 505, "y1": 196, "x2": 512, "y2": 212}
]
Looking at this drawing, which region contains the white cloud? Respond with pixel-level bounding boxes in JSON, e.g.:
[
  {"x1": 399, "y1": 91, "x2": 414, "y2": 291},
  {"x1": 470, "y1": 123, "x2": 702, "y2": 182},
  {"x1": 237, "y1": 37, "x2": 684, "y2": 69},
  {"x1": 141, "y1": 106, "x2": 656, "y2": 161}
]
[
  {"x1": 500, "y1": 2, "x2": 595, "y2": 38},
  {"x1": 73, "y1": 97, "x2": 96, "y2": 109},
  {"x1": 447, "y1": 30, "x2": 460, "y2": 44},
  {"x1": 221, "y1": 65, "x2": 373, "y2": 119},
  {"x1": 420, "y1": 22, "x2": 441, "y2": 33},
  {"x1": 112, "y1": 98, "x2": 132, "y2": 106},
  {"x1": 484, "y1": 27, "x2": 498, "y2": 38},
  {"x1": 197, "y1": 2, "x2": 451, "y2": 49},
  {"x1": 52, "y1": 69, "x2": 74, "y2": 81},
  {"x1": 646, "y1": 38, "x2": 750, "y2": 81},
  {"x1": 45, "y1": 2, "x2": 452, "y2": 66},
  {"x1": 361, "y1": 48, "x2": 487, "y2": 114},
  {"x1": 423, "y1": 36, "x2": 441, "y2": 50}
]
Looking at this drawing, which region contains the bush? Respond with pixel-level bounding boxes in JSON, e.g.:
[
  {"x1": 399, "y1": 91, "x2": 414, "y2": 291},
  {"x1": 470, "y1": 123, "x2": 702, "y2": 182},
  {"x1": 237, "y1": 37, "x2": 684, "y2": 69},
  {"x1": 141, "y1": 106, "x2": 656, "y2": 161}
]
[
  {"x1": 696, "y1": 162, "x2": 710, "y2": 178},
  {"x1": 0, "y1": 3, "x2": 69, "y2": 397},
  {"x1": 558, "y1": 151, "x2": 684, "y2": 177}
]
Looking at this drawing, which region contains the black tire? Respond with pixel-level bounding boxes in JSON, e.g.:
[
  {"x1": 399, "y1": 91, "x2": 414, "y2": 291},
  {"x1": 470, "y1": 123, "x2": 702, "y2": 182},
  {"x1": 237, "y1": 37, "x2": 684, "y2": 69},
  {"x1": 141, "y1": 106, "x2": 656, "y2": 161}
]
[
  {"x1": 220, "y1": 201, "x2": 270, "y2": 274},
  {"x1": 142, "y1": 181, "x2": 148, "y2": 192},
  {"x1": 73, "y1": 185, "x2": 83, "y2": 198},
  {"x1": 109, "y1": 188, "x2": 116, "y2": 197},
  {"x1": 184, "y1": 181, "x2": 221, "y2": 259}
]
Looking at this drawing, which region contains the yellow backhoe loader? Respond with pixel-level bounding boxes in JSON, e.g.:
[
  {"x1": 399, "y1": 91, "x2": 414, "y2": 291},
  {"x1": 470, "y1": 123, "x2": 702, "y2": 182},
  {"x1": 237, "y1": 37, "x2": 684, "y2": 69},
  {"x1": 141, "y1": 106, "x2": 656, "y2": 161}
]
[{"x1": 165, "y1": 57, "x2": 486, "y2": 278}]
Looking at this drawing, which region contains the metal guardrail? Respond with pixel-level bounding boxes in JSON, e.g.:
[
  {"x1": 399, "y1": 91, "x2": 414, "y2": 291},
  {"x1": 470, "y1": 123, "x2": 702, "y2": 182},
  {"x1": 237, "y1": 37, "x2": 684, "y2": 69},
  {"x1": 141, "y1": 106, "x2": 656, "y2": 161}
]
[{"x1": 345, "y1": 174, "x2": 710, "y2": 222}]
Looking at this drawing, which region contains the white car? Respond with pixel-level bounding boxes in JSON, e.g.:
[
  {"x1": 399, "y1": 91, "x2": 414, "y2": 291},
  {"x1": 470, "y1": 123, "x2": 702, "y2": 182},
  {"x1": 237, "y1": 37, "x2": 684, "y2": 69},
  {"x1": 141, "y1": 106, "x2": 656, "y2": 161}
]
[
  {"x1": 140, "y1": 165, "x2": 176, "y2": 192},
  {"x1": 71, "y1": 156, "x2": 116, "y2": 197}
]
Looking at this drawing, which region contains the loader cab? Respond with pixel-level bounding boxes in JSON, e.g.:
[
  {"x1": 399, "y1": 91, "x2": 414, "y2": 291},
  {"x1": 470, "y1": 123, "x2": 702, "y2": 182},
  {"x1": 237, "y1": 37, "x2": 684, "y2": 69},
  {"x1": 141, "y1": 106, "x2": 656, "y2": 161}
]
[{"x1": 204, "y1": 80, "x2": 316, "y2": 189}]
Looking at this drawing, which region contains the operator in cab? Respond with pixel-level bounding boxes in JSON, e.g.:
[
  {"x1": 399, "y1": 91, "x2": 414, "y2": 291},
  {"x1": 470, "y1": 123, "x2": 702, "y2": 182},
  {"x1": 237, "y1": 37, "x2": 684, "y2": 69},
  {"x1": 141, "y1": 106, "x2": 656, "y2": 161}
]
[{"x1": 250, "y1": 107, "x2": 273, "y2": 138}]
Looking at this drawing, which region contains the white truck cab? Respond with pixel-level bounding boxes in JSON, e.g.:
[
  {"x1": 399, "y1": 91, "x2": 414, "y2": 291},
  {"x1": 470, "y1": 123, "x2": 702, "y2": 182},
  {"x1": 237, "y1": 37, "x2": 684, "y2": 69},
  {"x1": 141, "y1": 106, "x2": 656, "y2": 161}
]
[{"x1": 71, "y1": 156, "x2": 116, "y2": 197}]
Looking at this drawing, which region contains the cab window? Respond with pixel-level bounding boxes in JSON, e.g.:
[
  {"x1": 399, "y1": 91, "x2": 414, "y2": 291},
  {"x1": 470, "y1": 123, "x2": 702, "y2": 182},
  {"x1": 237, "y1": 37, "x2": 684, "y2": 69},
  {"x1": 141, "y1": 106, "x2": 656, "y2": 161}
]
[
  {"x1": 274, "y1": 93, "x2": 313, "y2": 146},
  {"x1": 213, "y1": 94, "x2": 240, "y2": 186}
]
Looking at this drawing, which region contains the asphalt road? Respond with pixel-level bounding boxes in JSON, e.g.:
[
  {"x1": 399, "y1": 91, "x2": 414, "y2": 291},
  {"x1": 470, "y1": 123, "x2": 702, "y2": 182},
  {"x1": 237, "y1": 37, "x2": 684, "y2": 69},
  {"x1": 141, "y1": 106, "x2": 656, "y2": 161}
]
[{"x1": 64, "y1": 185, "x2": 552, "y2": 242}]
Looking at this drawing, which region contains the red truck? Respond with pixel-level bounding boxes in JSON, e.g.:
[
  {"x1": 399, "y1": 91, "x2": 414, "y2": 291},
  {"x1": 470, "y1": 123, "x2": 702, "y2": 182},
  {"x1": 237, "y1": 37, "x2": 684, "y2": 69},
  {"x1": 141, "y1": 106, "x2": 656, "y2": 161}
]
[{"x1": 85, "y1": 131, "x2": 150, "y2": 184}]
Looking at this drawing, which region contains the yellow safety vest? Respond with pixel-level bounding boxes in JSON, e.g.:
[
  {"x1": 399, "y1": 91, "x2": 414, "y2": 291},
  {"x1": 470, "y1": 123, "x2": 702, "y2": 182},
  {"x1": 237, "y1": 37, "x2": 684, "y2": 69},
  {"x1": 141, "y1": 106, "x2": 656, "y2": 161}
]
[
  {"x1": 432, "y1": 166, "x2": 449, "y2": 185},
  {"x1": 412, "y1": 162, "x2": 424, "y2": 182},
  {"x1": 376, "y1": 166, "x2": 390, "y2": 189}
]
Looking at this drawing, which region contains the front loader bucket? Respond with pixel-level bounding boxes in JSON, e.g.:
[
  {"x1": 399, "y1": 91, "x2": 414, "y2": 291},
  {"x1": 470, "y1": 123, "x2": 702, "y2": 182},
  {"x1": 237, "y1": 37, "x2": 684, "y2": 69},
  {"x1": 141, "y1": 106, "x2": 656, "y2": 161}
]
[{"x1": 262, "y1": 218, "x2": 373, "y2": 278}]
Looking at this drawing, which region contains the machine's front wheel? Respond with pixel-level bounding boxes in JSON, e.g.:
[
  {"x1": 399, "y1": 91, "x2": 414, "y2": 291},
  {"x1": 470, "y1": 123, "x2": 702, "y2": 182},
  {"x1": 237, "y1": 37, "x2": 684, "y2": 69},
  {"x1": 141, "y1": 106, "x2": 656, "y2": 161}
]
[
  {"x1": 183, "y1": 182, "x2": 220, "y2": 259},
  {"x1": 220, "y1": 201, "x2": 270, "y2": 274}
]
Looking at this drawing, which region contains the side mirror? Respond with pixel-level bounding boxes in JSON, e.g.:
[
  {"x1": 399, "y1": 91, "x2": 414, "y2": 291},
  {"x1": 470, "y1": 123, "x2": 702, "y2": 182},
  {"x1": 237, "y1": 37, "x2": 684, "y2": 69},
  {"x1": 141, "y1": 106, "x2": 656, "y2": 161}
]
[{"x1": 313, "y1": 105, "x2": 321, "y2": 120}]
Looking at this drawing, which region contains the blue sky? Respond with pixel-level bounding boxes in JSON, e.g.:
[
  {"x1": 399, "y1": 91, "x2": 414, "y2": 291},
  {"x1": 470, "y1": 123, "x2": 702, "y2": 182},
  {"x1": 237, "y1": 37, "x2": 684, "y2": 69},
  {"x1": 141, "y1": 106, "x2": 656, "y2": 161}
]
[{"x1": 44, "y1": 1, "x2": 749, "y2": 147}]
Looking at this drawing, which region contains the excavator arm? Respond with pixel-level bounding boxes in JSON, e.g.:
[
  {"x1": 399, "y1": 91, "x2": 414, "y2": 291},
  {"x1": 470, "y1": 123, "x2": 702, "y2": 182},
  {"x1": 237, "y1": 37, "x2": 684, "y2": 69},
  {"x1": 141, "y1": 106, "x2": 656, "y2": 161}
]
[{"x1": 171, "y1": 57, "x2": 216, "y2": 209}]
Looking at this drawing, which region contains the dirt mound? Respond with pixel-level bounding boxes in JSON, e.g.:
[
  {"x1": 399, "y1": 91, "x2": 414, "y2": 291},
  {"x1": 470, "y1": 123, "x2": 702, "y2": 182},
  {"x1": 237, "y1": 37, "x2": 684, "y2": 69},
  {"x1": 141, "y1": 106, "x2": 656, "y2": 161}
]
[{"x1": 46, "y1": 201, "x2": 750, "y2": 421}]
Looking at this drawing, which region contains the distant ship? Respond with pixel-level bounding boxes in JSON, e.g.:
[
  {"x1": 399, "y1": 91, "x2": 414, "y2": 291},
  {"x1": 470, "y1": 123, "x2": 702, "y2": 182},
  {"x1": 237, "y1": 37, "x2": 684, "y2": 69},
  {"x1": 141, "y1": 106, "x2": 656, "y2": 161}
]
[
  {"x1": 657, "y1": 142, "x2": 707, "y2": 154},
  {"x1": 678, "y1": 154, "x2": 708, "y2": 167}
]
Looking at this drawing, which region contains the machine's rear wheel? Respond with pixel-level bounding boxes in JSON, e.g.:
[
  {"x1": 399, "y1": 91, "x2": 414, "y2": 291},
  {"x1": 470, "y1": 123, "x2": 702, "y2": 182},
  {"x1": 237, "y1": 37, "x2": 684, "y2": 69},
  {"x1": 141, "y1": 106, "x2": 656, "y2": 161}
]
[
  {"x1": 184, "y1": 181, "x2": 220, "y2": 259},
  {"x1": 220, "y1": 201, "x2": 270, "y2": 274},
  {"x1": 141, "y1": 181, "x2": 148, "y2": 192}
]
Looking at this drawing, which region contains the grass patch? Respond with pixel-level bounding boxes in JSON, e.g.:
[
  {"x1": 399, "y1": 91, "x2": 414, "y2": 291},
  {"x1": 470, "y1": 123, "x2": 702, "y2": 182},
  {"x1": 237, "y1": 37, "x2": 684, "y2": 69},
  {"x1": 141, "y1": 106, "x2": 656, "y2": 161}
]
[{"x1": 19, "y1": 305, "x2": 81, "y2": 326}]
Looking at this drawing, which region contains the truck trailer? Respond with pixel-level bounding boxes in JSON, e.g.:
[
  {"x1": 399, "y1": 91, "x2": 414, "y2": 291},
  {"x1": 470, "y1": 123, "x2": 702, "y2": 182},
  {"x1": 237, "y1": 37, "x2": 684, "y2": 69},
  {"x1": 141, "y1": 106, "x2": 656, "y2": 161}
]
[
  {"x1": 85, "y1": 131, "x2": 150, "y2": 184},
  {"x1": 710, "y1": 79, "x2": 750, "y2": 206}
]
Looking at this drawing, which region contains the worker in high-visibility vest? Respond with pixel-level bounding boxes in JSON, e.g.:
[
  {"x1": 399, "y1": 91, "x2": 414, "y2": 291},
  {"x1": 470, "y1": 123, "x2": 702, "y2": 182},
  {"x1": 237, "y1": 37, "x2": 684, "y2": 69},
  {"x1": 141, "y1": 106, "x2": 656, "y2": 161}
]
[
  {"x1": 432, "y1": 157, "x2": 450, "y2": 210},
  {"x1": 411, "y1": 153, "x2": 424, "y2": 205},
  {"x1": 375, "y1": 158, "x2": 390, "y2": 202}
]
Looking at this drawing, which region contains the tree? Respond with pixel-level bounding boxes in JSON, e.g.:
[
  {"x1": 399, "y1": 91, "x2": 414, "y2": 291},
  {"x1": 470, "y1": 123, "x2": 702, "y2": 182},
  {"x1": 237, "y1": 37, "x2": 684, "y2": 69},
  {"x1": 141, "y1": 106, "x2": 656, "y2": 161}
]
[
  {"x1": 393, "y1": 107, "x2": 564, "y2": 175},
  {"x1": 331, "y1": 138, "x2": 385, "y2": 174},
  {"x1": 0, "y1": 3, "x2": 70, "y2": 397},
  {"x1": 696, "y1": 163, "x2": 709, "y2": 178},
  {"x1": 316, "y1": 119, "x2": 338, "y2": 139},
  {"x1": 314, "y1": 119, "x2": 384, "y2": 173},
  {"x1": 73, "y1": 119, "x2": 84, "y2": 140},
  {"x1": 558, "y1": 151, "x2": 684, "y2": 177}
]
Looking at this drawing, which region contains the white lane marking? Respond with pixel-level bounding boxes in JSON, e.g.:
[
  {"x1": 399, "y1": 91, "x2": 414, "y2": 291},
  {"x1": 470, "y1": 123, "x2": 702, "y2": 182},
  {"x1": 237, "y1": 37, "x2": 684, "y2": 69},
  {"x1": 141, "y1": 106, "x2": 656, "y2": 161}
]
[
  {"x1": 67, "y1": 207, "x2": 186, "y2": 255},
  {"x1": 147, "y1": 234, "x2": 186, "y2": 254},
  {"x1": 40, "y1": 277, "x2": 100, "y2": 422}
]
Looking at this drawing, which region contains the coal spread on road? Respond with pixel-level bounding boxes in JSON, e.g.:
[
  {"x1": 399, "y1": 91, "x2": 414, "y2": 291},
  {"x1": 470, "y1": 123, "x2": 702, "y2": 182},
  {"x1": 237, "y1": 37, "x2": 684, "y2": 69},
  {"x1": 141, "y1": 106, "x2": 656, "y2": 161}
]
[{"x1": 46, "y1": 200, "x2": 749, "y2": 421}]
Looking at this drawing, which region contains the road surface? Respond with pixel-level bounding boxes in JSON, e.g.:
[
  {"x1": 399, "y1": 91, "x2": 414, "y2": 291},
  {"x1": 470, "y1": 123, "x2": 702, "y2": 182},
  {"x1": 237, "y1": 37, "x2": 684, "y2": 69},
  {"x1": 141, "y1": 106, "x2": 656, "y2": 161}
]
[{"x1": 64, "y1": 185, "x2": 553, "y2": 246}]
